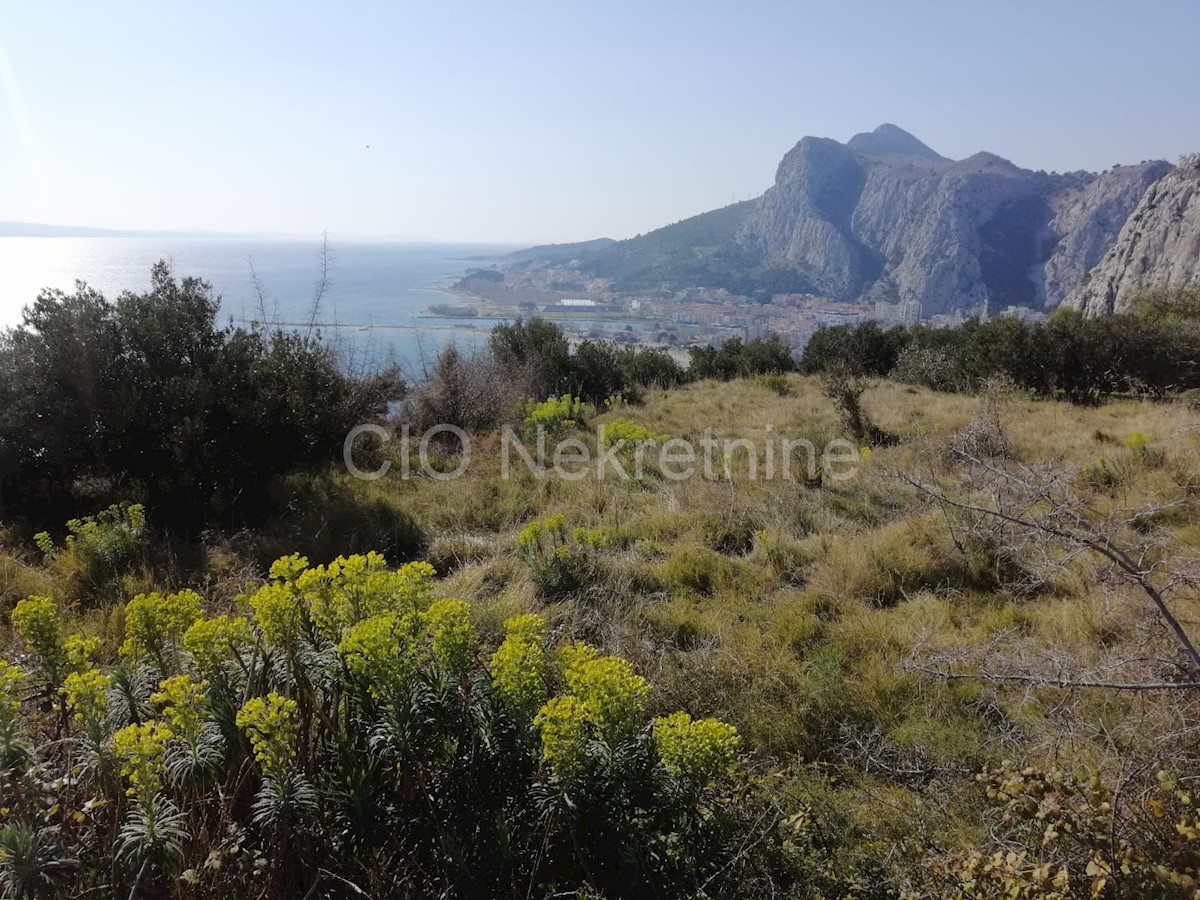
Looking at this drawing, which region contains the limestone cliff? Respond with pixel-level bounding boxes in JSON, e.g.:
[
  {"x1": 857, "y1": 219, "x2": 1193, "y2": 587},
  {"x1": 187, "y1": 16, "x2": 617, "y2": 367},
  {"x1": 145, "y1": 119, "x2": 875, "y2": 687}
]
[
  {"x1": 734, "y1": 126, "x2": 1169, "y2": 315},
  {"x1": 1069, "y1": 154, "x2": 1200, "y2": 315}
]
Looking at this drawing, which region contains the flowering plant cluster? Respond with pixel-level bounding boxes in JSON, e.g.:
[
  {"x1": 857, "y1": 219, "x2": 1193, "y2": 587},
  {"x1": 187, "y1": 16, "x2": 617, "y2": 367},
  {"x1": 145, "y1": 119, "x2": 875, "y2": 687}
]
[
  {"x1": 112, "y1": 720, "x2": 173, "y2": 800},
  {"x1": 517, "y1": 515, "x2": 608, "y2": 597},
  {"x1": 11, "y1": 594, "x2": 68, "y2": 687},
  {"x1": 600, "y1": 418, "x2": 668, "y2": 448},
  {"x1": 235, "y1": 692, "x2": 298, "y2": 779},
  {"x1": 517, "y1": 393, "x2": 585, "y2": 439},
  {"x1": 120, "y1": 588, "x2": 203, "y2": 667},
  {"x1": 0, "y1": 551, "x2": 756, "y2": 898}
]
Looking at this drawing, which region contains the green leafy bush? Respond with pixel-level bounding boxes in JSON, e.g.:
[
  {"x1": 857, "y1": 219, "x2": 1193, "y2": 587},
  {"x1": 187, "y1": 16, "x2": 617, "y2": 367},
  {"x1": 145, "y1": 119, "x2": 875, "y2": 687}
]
[
  {"x1": 32, "y1": 503, "x2": 149, "y2": 598},
  {"x1": 517, "y1": 393, "x2": 585, "y2": 439},
  {"x1": 690, "y1": 334, "x2": 797, "y2": 380},
  {"x1": 0, "y1": 552, "x2": 777, "y2": 898},
  {"x1": 754, "y1": 372, "x2": 794, "y2": 396},
  {"x1": 600, "y1": 419, "x2": 668, "y2": 447},
  {"x1": 516, "y1": 514, "x2": 606, "y2": 597},
  {"x1": 801, "y1": 312, "x2": 1200, "y2": 403},
  {"x1": 0, "y1": 263, "x2": 400, "y2": 531}
]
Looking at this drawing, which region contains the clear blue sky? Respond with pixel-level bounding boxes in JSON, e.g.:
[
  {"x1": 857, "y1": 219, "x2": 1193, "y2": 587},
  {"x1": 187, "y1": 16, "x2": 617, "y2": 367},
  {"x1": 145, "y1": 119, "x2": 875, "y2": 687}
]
[{"x1": 2, "y1": 0, "x2": 1198, "y2": 244}]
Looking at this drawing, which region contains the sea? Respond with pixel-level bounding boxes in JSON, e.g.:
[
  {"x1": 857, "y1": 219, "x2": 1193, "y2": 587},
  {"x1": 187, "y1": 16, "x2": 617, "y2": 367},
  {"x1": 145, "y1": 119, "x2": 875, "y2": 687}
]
[{"x1": 0, "y1": 237, "x2": 525, "y2": 374}]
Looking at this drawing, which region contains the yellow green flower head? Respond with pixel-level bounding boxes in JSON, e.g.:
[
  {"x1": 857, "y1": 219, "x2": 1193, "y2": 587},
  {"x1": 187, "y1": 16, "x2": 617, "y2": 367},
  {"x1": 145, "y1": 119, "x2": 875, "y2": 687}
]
[
  {"x1": 64, "y1": 634, "x2": 101, "y2": 672},
  {"x1": 424, "y1": 598, "x2": 477, "y2": 673},
  {"x1": 249, "y1": 582, "x2": 303, "y2": 647},
  {"x1": 33, "y1": 531, "x2": 55, "y2": 557},
  {"x1": 300, "y1": 554, "x2": 436, "y2": 639},
  {"x1": 268, "y1": 553, "x2": 310, "y2": 583},
  {"x1": 1124, "y1": 431, "x2": 1151, "y2": 454},
  {"x1": 535, "y1": 695, "x2": 590, "y2": 777},
  {"x1": 503, "y1": 613, "x2": 546, "y2": 644},
  {"x1": 491, "y1": 614, "x2": 547, "y2": 716},
  {"x1": 12, "y1": 595, "x2": 67, "y2": 675},
  {"x1": 601, "y1": 420, "x2": 668, "y2": 447},
  {"x1": 121, "y1": 589, "x2": 203, "y2": 661},
  {"x1": 556, "y1": 642, "x2": 599, "y2": 682},
  {"x1": 183, "y1": 614, "x2": 253, "y2": 678},
  {"x1": 653, "y1": 712, "x2": 741, "y2": 783},
  {"x1": 563, "y1": 655, "x2": 650, "y2": 744},
  {"x1": 518, "y1": 521, "x2": 542, "y2": 549},
  {"x1": 151, "y1": 675, "x2": 209, "y2": 739},
  {"x1": 112, "y1": 720, "x2": 173, "y2": 799},
  {"x1": 0, "y1": 660, "x2": 26, "y2": 718},
  {"x1": 571, "y1": 527, "x2": 606, "y2": 549},
  {"x1": 519, "y1": 394, "x2": 584, "y2": 438},
  {"x1": 62, "y1": 668, "x2": 111, "y2": 726},
  {"x1": 391, "y1": 560, "x2": 437, "y2": 607},
  {"x1": 236, "y1": 692, "x2": 298, "y2": 779},
  {"x1": 338, "y1": 611, "x2": 424, "y2": 695}
]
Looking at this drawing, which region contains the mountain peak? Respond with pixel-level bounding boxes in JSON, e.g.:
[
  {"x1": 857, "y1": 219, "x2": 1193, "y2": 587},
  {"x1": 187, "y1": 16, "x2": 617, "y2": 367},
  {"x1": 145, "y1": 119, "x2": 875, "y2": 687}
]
[{"x1": 847, "y1": 123, "x2": 947, "y2": 162}]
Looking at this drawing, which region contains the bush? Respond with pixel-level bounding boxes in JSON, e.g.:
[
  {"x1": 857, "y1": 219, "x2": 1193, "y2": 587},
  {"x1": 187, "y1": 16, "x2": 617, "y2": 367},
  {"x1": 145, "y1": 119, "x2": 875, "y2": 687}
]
[
  {"x1": 34, "y1": 503, "x2": 149, "y2": 598},
  {"x1": 0, "y1": 552, "x2": 788, "y2": 898},
  {"x1": 600, "y1": 419, "x2": 669, "y2": 447},
  {"x1": 689, "y1": 335, "x2": 796, "y2": 380},
  {"x1": 753, "y1": 372, "x2": 793, "y2": 396},
  {"x1": 938, "y1": 762, "x2": 1200, "y2": 899},
  {"x1": 517, "y1": 514, "x2": 605, "y2": 597},
  {"x1": 821, "y1": 370, "x2": 895, "y2": 447},
  {"x1": 0, "y1": 262, "x2": 401, "y2": 532},
  {"x1": 801, "y1": 311, "x2": 1200, "y2": 403},
  {"x1": 800, "y1": 320, "x2": 910, "y2": 377},
  {"x1": 516, "y1": 394, "x2": 585, "y2": 440},
  {"x1": 615, "y1": 344, "x2": 688, "y2": 392},
  {"x1": 489, "y1": 317, "x2": 572, "y2": 398},
  {"x1": 404, "y1": 342, "x2": 513, "y2": 435},
  {"x1": 562, "y1": 339, "x2": 688, "y2": 405}
]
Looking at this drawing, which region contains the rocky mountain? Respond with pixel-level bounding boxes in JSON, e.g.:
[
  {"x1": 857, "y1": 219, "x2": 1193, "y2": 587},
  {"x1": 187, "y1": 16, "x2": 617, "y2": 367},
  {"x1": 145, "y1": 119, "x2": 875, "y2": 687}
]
[
  {"x1": 507, "y1": 125, "x2": 1183, "y2": 317},
  {"x1": 1069, "y1": 154, "x2": 1200, "y2": 315}
]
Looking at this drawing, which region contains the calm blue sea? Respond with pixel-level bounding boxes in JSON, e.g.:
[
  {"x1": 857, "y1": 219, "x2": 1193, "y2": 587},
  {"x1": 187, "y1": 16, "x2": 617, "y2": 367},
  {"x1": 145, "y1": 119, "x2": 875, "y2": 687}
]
[{"x1": 0, "y1": 237, "x2": 521, "y2": 371}]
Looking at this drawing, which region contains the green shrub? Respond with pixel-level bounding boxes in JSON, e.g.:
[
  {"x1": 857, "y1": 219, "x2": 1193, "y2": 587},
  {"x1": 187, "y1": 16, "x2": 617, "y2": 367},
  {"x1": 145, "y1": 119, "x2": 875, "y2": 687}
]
[
  {"x1": 600, "y1": 418, "x2": 668, "y2": 447},
  {"x1": 0, "y1": 552, "x2": 780, "y2": 898},
  {"x1": 0, "y1": 263, "x2": 400, "y2": 533},
  {"x1": 1125, "y1": 431, "x2": 1166, "y2": 467},
  {"x1": 753, "y1": 372, "x2": 793, "y2": 396},
  {"x1": 517, "y1": 393, "x2": 585, "y2": 440},
  {"x1": 689, "y1": 335, "x2": 796, "y2": 380},
  {"x1": 516, "y1": 514, "x2": 606, "y2": 598},
  {"x1": 802, "y1": 312, "x2": 1200, "y2": 403},
  {"x1": 659, "y1": 545, "x2": 757, "y2": 596},
  {"x1": 34, "y1": 503, "x2": 150, "y2": 597}
]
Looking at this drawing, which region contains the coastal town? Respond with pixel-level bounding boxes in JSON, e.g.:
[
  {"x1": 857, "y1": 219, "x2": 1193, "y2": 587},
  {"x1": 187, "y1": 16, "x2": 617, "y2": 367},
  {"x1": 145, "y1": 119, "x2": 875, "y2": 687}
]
[{"x1": 446, "y1": 257, "x2": 1051, "y2": 360}]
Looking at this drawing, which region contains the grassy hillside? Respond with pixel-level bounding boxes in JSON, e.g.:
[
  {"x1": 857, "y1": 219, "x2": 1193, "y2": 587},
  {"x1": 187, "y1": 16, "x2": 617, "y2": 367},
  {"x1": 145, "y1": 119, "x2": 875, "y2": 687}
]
[{"x1": 4, "y1": 373, "x2": 1200, "y2": 896}]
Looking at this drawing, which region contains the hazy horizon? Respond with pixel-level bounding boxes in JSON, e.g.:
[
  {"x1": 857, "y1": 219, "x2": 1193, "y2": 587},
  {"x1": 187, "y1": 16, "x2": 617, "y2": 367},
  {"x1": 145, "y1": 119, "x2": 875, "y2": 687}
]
[{"x1": 3, "y1": 0, "x2": 1199, "y2": 245}]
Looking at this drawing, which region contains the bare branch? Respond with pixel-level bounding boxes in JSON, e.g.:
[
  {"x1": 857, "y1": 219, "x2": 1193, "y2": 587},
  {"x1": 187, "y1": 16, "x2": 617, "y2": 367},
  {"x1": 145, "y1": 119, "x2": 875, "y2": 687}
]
[
  {"x1": 306, "y1": 230, "x2": 333, "y2": 340},
  {"x1": 899, "y1": 661, "x2": 1200, "y2": 692}
]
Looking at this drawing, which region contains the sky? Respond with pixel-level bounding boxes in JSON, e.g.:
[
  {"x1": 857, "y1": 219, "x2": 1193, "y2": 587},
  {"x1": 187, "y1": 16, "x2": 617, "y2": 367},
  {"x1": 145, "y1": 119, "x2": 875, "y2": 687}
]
[{"x1": 2, "y1": 0, "x2": 1199, "y2": 245}]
